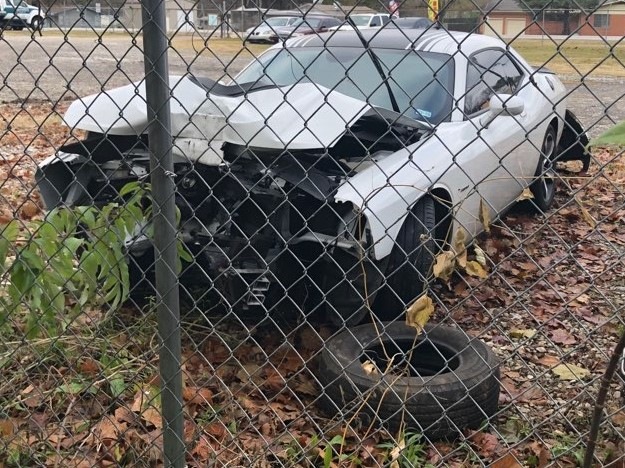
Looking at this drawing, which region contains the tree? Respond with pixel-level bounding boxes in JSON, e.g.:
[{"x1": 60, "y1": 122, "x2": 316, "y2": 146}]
[{"x1": 520, "y1": 0, "x2": 600, "y2": 35}]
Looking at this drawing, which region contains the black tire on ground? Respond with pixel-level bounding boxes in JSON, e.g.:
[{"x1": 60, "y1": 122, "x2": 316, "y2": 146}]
[
  {"x1": 374, "y1": 195, "x2": 437, "y2": 319},
  {"x1": 529, "y1": 125, "x2": 557, "y2": 213},
  {"x1": 316, "y1": 322, "x2": 501, "y2": 440}
]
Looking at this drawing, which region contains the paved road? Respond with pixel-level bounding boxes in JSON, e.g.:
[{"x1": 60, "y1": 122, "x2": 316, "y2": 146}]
[{"x1": 1, "y1": 32, "x2": 623, "y2": 137}]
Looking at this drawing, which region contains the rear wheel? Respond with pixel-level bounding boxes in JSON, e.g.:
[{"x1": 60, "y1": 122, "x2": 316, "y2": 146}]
[
  {"x1": 374, "y1": 196, "x2": 437, "y2": 319},
  {"x1": 530, "y1": 125, "x2": 557, "y2": 213}
]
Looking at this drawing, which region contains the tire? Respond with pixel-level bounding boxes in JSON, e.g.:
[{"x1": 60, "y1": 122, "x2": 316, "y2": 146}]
[
  {"x1": 317, "y1": 322, "x2": 501, "y2": 440},
  {"x1": 30, "y1": 16, "x2": 43, "y2": 31},
  {"x1": 529, "y1": 125, "x2": 557, "y2": 213},
  {"x1": 374, "y1": 196, "x2": 437, "y2": 318}
]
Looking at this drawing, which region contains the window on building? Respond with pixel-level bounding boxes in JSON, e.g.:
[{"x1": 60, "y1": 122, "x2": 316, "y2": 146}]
[{"x1": 593, "y1": 14, "x2": 609, "y2": 28}]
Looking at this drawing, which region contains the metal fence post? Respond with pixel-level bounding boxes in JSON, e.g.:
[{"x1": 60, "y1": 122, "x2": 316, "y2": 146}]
[{"x1": 141, "y1": 0, "x2": 185, "y2": 466}]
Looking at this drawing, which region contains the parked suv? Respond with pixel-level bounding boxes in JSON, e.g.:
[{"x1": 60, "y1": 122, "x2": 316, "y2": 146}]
[{"x1": 0, "y1": 0, "x2": 45, "y2": 30}]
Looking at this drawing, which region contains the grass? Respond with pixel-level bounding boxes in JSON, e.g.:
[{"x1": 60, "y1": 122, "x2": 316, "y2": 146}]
[{"x1": 510, "y1": 38, "x2": 625, "y2": 77}]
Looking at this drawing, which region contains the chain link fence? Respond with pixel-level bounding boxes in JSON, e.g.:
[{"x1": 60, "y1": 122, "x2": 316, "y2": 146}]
[{"x1": 1, "y1": 0, "x2": 625, "y2": 465}]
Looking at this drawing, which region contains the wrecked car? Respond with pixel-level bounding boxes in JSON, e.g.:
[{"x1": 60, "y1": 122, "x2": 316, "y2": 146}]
[{"x1": 36, "y1": 28, "x2": 590, "y2": 323}]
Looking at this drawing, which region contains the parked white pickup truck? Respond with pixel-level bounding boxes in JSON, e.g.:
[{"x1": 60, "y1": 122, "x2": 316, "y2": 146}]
[
  {"x1": 0, "y1": 0, "x2": 45, "y2": 30},
  {"x1": 332, "y1": 13, "x2": 390, "y2": 31}
]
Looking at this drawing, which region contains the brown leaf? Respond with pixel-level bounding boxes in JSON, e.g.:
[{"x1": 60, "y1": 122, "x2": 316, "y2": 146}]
[
  {"x1": 491, "y1": 452, "x2": 522, "y2": 468},
  {"x1": 19, "y1": 201, "x2": 41, "y2": 220},
  {"x1": 405, "y1": 294, "x2": 434, "y2": 333},
  {"x1": 0, "y1": 419, "x2": 16, "y2": 437},
  {"x1": 535, "y1": 355, "x2": 560, "y2": 367},
  {"x1": 454, "y1": 228, "x2": 467, "y2": 268},
  {"x1": 79, "y1": 358, "x2": 100, "y2": 376},
  {"x1": 465, "y1": 260, "x2": 488, "y2": 279},
  {"x1": 183, "y1": 386, "x2": 213, "y2": 407},
  {"x1": 433, "y1": 250, "x2": 455, "y2": 282},
  {"x1": 262, "y1": 367, "x2": 286, "y2": 393},
  {"x1": 470, "y1": 431, "x2": 500, "y2": 458},
  {"x1": 550, "y1": 329, "x2": 576, "y2": 345},
  {"x1": 517, "y1": 188, "x2": 534, "y2": 201},
  {"x1": 140, "y1": 407, "x2": 163, "y2": 429},
  {"x1": 528, "y1": 441, "x2": 550, "y2": 467},
  {"x1": 114, "y1": 406, "x2": 136, "y2": 425}
]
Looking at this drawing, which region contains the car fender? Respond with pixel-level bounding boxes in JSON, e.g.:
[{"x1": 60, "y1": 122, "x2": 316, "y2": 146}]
[{"x1": 335, "y1": 134, "x2": 457, "y2": 260}]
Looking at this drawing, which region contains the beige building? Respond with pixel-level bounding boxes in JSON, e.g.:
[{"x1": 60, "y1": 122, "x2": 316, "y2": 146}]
[{"x1": 124, "y1": 0, "x2": 197, "y2": 32}]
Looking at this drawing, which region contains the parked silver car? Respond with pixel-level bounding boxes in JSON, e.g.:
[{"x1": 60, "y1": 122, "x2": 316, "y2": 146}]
[{"x1": 244, "y1": 16, "x2": 300, "y2": 43}]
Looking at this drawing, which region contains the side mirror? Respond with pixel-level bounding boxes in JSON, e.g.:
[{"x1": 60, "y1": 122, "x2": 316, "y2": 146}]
[{"x1": 480, "y1": 94, "x2": 525, "y2": 128}]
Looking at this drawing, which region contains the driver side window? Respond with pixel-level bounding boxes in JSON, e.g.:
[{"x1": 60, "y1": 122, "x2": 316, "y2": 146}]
[{"x1": 464, "y1": 49, "x2": 523, "y2": 116}]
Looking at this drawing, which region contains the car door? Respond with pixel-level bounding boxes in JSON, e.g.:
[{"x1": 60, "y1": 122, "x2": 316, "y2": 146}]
[{"x1": 462, "y1": 48, "x2": 534, "y2": 215}]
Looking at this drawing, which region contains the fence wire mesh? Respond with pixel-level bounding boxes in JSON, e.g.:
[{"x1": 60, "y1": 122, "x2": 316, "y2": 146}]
[{"x1": 1, "y1": 0, "x2": 625, "y2": 466}]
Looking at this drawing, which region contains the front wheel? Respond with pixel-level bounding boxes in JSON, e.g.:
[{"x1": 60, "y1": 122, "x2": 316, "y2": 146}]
[
  {"x1": 374, "y1": 196, "x2": 437, "y2": 319},
  {"x1": 530, "y1": 125, "x2": 557, "y2": 213}
]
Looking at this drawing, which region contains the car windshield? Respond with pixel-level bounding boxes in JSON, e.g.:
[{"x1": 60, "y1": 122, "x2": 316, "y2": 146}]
[
  {"x1": 235, "y1": 47, "x2": 454, "y2": 124},
  {"x1": 349, "y1": 15, "x2": 372, "y2": 26}
]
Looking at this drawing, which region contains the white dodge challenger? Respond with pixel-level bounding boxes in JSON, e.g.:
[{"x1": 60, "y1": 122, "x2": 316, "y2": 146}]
[{"x1": 36, "y1": 28, "x2": 589, "y2": 322}]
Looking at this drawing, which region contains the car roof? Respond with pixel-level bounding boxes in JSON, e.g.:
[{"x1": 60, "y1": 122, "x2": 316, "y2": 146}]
[{"x1": 284, "y1": 28, "x2": 508, "y2": 56}]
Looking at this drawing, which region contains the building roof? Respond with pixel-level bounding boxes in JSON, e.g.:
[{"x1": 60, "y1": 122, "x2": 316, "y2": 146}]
[{"x1": 483, "y1": 0, "x2": 523, "y2": 13}]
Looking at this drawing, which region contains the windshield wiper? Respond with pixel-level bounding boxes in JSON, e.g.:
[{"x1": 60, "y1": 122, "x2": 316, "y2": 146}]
[{"x1": 347, "y1": 18, "x2": 400, "y2": 113}]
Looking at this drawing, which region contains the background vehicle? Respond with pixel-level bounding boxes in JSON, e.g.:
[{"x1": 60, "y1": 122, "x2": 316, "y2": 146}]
[
  {"x1": 384, "y1": 16, "x2": 433, "y2": 29},
  {"x1": 244, "y1": 16, "x2": 300, "y2": 43},
  {"x1": 268, "y1": 15, "x2": 341, "y2": 42},
  {"x1": 332, "y1": 13, "x2": 390, "y2": 31},
  {"x1": 0, "y1": 0, "x2": 44, "y2": 30},
  {"x1": 35, "y1": 29, "x2": 589, "y2": 323}
]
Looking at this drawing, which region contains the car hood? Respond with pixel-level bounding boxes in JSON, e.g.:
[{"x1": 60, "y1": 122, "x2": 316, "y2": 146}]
[{"x1": 62, "y1": 75, "x2": 385, "y2": 150}]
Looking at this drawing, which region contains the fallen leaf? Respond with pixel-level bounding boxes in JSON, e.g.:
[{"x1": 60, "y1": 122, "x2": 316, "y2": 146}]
[
  {"x1": 517, "y1": 188, "x2": 534, "y2": 201},
  {"x1": 405, "y1": 294, "x2": 434, "y2": 333},
  {"x1": 79, "y1": 358, "x2": 100, "y2": 376},
  {"x1": 479, "y1": 198, "x2": 491, "y2": 233},
  {"x1": 535, "y1": 355, "x2": 560, "y2": 367},
  {"x1": 433, "y1": 250, "x2": 455, "y2": 282},
  {"x1": 183, "y1": 386, "x2": 213, "y2": 407},
  {"x1": 474, "y1": 244, "x2": 487, "y2": 267},
  {"x1": 141, "y1": 407, "x2": 163, "y2": 429},
  {"x1": 454, "y1": 228, "x2": 467, "y2": 268},
  {"x1": 528, "y1": 441, "x2": 550, "y2": 467},
  {"x1": 19, "y1": 200, "x2": 41, "y2": 219},
  {"x1": 552, "y1": 363, "x2": 590, "y2": 380},
  {"x1": 574, "y1": 293, "x2": 591, "y2": 304},
  {"x1": 465, "y1": 260, "x2": 488, "y2": 279},
  {"x1": 611, "y1": 410, "x2": 625, "y2": 426},
  {"x1": 389, "y1": 434, "x2": 405, "y2": 468},
  {"x1": 509, "y1": 329, "x2": 536, "y2": 339},
  {"x1": 491, "y1": 452, "x2": 522, "y2": 468},
  {"x1": 470, "y1": 431, "x2": 500, "y2": 458},
  {"x1": 0, "y1": 419, "x2": 16, "y2": 437},
  {"x1": 550, "y1": 329, "x2": 576, "y2": 345}
]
